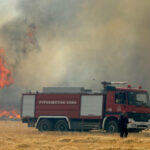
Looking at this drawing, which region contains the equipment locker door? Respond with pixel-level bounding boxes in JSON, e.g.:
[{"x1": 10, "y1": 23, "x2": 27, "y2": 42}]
[
  {"x1": 22, "y1": 95, "x2": 35, "y2": 118},
  {"x1": 80, "y1": 95, "x2": 103, "y2": 117}
]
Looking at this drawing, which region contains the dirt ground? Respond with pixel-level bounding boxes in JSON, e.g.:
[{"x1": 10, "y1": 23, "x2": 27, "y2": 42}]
[{"x1": 1, "y1": 121, "x2": 150, "y2": 150}]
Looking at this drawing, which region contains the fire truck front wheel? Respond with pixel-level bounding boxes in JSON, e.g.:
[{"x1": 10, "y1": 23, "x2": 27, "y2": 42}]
[
  {"x1": 38, "y1": 119, "x2": 52, "y2": 131},
  {"x1": 54, "y1": 120, "x2": 69, "y2": 131},
  {"x1": 105, "y1": 120, "x2": 118, "y2": 133}
]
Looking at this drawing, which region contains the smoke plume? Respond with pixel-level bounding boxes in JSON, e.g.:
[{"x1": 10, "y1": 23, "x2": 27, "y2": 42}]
[{"x1": 0, "y1": 0, "x2": 150, "y2": 109}]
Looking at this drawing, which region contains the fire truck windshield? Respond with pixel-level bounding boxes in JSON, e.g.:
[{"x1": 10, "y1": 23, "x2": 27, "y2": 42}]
[{"x1": 128, "y1": 92, "x2": 150, "y2": 107}]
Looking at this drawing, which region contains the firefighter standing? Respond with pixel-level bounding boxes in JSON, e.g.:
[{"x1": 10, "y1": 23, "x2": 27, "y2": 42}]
[{"x1": 118, "y1": 112, "x2": 129, "y2": 138}]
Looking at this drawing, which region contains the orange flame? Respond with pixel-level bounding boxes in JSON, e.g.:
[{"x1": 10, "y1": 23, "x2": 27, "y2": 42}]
[
  {"x1": 0, "y1": 48, "x2": 13, "y2": 88},
  {"x1": 0, "y1": 109, "x2": 20, "y2": 119}
]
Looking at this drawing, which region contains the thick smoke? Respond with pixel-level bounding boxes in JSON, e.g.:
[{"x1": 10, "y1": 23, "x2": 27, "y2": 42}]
[{"x1": 0, "y1": 0, "x2": 150, "y2": 109}]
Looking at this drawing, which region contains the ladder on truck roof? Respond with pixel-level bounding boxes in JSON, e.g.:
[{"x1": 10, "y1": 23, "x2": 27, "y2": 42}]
[{"x1": 101, "y1": 81, "x2": 127, "y2": 89}]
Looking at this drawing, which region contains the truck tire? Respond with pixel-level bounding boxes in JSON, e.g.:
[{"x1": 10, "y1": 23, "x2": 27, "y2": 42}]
[
  {"x1": 54, "y1": 120, "x2": 69, "y2": 131},
  {"x1": 105, "y1": 120, "x2": 118, "y2": 133},
  {"x1": 38, "y1": 119, "x2": 52, "y2": 132}
]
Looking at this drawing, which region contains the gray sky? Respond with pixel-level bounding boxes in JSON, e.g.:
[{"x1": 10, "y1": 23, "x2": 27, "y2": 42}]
[{"x1": 0, "y1": 0, "x2": 19, "y2": 27}]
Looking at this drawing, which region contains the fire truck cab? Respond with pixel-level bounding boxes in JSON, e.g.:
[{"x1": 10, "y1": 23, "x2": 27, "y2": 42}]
[
  {"x1": 102, "y1": 81, "x2": 150, "y2": 132},
  {"x1": 21, "y1": 81, "x2": 150, "y2": 132}
]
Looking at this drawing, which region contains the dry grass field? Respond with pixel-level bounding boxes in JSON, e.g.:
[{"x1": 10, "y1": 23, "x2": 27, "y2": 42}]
[{"x1": 0, "y1": 121, "x2": 150, "y2": 150}]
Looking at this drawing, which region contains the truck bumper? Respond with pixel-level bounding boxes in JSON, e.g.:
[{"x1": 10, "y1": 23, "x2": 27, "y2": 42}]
[{"x1": 127, "y1": 119, "x2": 150, "y2": 129}]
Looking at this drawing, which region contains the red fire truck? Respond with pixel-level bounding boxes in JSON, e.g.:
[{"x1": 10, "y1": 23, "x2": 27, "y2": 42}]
[{"x1": 21, "y1": 81, "x2": 150, "y2": 132}]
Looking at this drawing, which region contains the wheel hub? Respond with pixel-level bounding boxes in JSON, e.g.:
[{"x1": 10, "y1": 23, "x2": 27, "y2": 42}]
[{"x1": 109, "y1": 125, "x2": 115, "y2": 132}]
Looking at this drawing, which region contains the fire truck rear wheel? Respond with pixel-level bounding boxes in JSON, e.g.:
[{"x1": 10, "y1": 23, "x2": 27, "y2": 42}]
[
  {"x1": 38, "y1": 119, "x2": 52, "y2": 131},
  {"x1": 106, "y1": 120, "x2": 118, "y2": 133},
  {"x1": 54, "y1": 120, "x2": 69, "y2": 131}
]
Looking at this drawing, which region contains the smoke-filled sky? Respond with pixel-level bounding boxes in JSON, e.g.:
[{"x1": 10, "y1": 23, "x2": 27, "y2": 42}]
[{"x1": 0, "y1": 0, "x2": 150, "y2": 109}]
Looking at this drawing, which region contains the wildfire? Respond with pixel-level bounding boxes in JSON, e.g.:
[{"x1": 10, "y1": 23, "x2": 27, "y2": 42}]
[
  {"x1": 0, "y1": 48, "x2": 13, "y2": 88},
  {"x1": 0, "y1": 109, "x2": 20, "y2": 119},
  {"x1": 0, "y1": 49, "x2": 17, "y2": 120}
]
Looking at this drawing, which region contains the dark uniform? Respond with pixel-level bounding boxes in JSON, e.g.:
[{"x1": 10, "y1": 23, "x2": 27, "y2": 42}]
[{"x1": 118, "y1": 113, "x2": 129, "y2": 137}]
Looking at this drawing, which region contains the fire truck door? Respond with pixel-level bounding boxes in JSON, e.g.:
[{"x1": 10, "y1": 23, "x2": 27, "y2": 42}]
[
  {"x1": 126, "y1": 91, "x2": 150, "y2": 122},
  {"x1": 115, "y1": 91, "x2": 127, "y2": 112}
]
